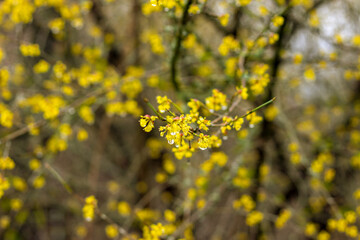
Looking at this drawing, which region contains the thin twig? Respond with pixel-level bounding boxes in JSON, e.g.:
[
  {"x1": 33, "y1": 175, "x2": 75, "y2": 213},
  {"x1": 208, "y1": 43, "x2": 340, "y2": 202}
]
[{"x1": 239, "y1": 97, "x2": 276, "y2": 119}]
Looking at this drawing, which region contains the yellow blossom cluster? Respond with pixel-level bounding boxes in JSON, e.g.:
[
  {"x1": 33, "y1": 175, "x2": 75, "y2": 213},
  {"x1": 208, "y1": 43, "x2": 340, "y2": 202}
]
[
  {"x1": 275, "y1": 209, "x2": 292, "y2": 228},
  {"x1": 246, "y1": 210, "x2": 263, "y2": 226},
  {"x1": 233, "y1": 194, "x2": 255, "y2": 212},
  {"x1": 232, "y1": 167, "x2": 251, "y2": 189},
  {"x1": 0, "y1": 103, "x2": 13, "y2": 128},
  {"x1": 0, "y1": 174, "x2": 10, "y2": 199},
  {"x1": 248, "y1": 64, "x2": 271, "y2": 96},
  {"x1": 0, "y1": 0, "x2": 35, "y2": 24},
  {"x1": 140, "y1": 85, "x2": 269, "y2": 160},
  {"x1": 20, "y1": 95, "x2": 66, "y2": 120},
  {"x1": 142, "y1": 31, "x2": 165, "y2": 55},
  {"x1": 19, "y1": 43, "x2": 41, "y2": 57},
  {"x1": 82, "y1": 195, "x2": 97, "y2": 222},
  {"x1": 218, "y1": 36, "x2": 240, "y2": 56},
  {"x1": 0, "y1": 156, "x2": 15, "y2": 170},
  {"x1": 326, "y1": 213, "x2": 359, "y2": 238},
  {"x1": 140, "y1": 223, "x2": 166, "y2": 240}
]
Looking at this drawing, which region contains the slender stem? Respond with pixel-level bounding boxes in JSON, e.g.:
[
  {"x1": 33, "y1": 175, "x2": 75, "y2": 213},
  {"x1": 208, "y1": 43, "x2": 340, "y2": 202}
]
[
  {"x1": 210, "y1": 97, "x2": 275, "y2": 127},
  {"x1": 171, "y1": 102, "x2": 184, "y2": 114},
  {"x1": 239, "y1": 97, "x2": 276, "y2": 119},
  {"x1": 167, "y1": 109, "x2": 176, "y2": 117},
  {"x1": 143, "y1": 98, "x2": 166, "y2": 121},
  {"x1": 45, "y1": 163, "x2": 73, "y2": 194}
]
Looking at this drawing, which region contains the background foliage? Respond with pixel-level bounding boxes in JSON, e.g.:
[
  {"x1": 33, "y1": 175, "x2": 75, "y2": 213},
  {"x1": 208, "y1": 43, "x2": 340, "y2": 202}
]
[{"x1": 0, "y1": 0, "x2": 360, "y2": 239}]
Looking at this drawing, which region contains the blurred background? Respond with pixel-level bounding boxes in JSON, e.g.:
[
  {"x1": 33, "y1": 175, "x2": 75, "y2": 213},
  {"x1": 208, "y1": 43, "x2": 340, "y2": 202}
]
[{"x1": 0, "y1": 0, "x2": 360, "y2": 239}]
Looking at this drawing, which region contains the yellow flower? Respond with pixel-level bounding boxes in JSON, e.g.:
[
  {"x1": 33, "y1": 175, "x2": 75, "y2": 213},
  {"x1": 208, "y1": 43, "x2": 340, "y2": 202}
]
[
  {"x1": 29, "y1": 159, "x2": 41, "y2": 170},
  {"x1": 345, "y1": 211, "x2": 356, "y2": 224},
  {"x1": 121, "y1": 79, "x2": 143, "y2": 99},
  {"x1": 117, "y1": 201, "x2": 131, "y2": 216},
  {"x1": 48, "y1": 18, "x2": 65, "y2": 34},
  {"x1": 316, "y1": 230, "x2": 330, "y2": 240},
  {"x1": 141, "y1": 223, "x2": 166, "y2": 239},
  {"x1": 188, "y1": 4, "x2": 200, "y2": 15},
  {"x1": 47, "y1": 136, "x2": 68, "y2": 153},
  {"x1": 233, "y1": 167, "x2": 251, "y2": 189},
  {"x1": 201, "y1": 160, "x2": 214, "y2": 173},
  {"x1": 272, "y1": 15, "x2": 284, "y2": 27},
  {"x1": 105, "y1": 224, "x2": 118, "y2": 239},
  {"x1": 218, "y1": 13, "x2": 229, "y2": 26},
  {"x1": 0, "y1": 173, "x2": 11, "y2": 197},
  {"x1": 352, "y1": 35, "x2": 360, "y2": 47},
  {"x1": 197, "y1": 133, "x2": 210, "y2": 150},
  {"x1": 259, "y1": 6, "x2": 269, "y2": 16},
  {"x1": 157, "y1": 96, "x2": 171, "y2": 113},
  {"x1": 79, "y1": 105, "x2": 94, "y2": 124},
  {"x1": 183, "y1": 34, "x2": 196, "y2": 49},
  {"x1": 143, "y1": 31, "x2": 165, "y2": 54},
  {"x1": 205, "y1": 89, "x2": 227, "y2": 112},
  {"x1": 218, "y1": 36, "x2": 239, "y2": 56},
  {"x1": 309, "y1": 11, "x2": 320, "y2": 27},
  {"x1": 62, "y1": 86, "x2": 74, "y2": 96},
  {"x1": 237, "y1": 0, "x2": 251, "y2": 6},
  {"x1": 246, "y1": 211, "x2": 263, "y2": 226},
  {"x1": 19, "y1": 43, "x2": 41, "y2": 57},
  {"x1": 83, "y1": 195, "x2": 97, "y2": 221},
  {"x1": 246, "y1": 112, "x2": 263, "y2": 127},
  {"x1": 155, "y1": 172, "x2": 168, "y2": 183},
  {"x1": 0, "y1": 157, "x2": 15, "y2": 170},
  {"x1": 345, "y1": 225, "x2": 358, "y2": 238},
  {"x1": 269, "y1": 33, "x2": 279, "y2": 44},
  {"x1": 147, "y1": 74, "x2": 160, "y2": 87},
  {"x1": 164, "y1": 209, "x2": 176, "y2": 222},
  {"x1": 264, "y1": 105, "x2": 278, "y2": 121},
  {"x1": 288, "y1": 142, "x2": 298, "y2": 152},
  {"x1": 32, "y1": 176, "x2": 45, "y2": 189},
  {"x1": 293, "y1": 53, "x2": 303, "y2": 64},
  {"x1": 59, "y1": 123, "x2": 72, "y2": 137},
  {"x1": 150, "y1": 0, "x2": 159, "y2": 6},
  {"x1": 275, "y1": 209, "x2": 291, "y2": 229},
  {"x1": 0, "y1": 48, "x2": 4, "y2": 64},
  {"x1": 0, "y1": 106, "x2": 13, "y2": 128},
  {"x1": 197, "y1": 199, "x2": 206, "y2": 209},
  {"x1": 163, "y1": 157, "x2": 176, "y2": 174},
  {"x1": 197, "y1": 117, "x2": 210, "y2": 131},
  {"x1": 187, "y1": 188, "x2": 197, "y2": 200},
  {"x1": 77, "y1": 128, "x2": 88, "y2": 141},
  {"x1": 195, "y1": 176, "x2": 207, "y2": 188},
  {"x1": 233, "y1": 118, "x2": 244, "y2": 131},
  {"x1": 334, "y1": 33, "x2": 343, "y2": 44},
  {"x1": 237, "y1": 86, "x2": 248, "y2": 100},
  {"x1": 0, "y1": 216, "x2": 10, "y2": 229},
  {"x1": 172, "y1": 144, "x2": 195, "y2": 160},
  {"x1": 324, "y1": 168, "x2": 335, "y2": 182},
  {"x1": 290, "y1": 152, "x2": 301, "y2": 165},
  {"x1": 225, "y1": 57, "x2": 238, "y2": 76},
  {"x1": 210, "y1": 152, "x2": 228, "y2": 167},
  {"x1": 33, "y1": 60, "x2": 50, "y2": 73},
  {"x1": 10, "y1": 198, "x2": 23, "y2": 211},
  {"x1": 12, "y1": 177, "x2": 27, "y2": 192},
  {"x1": 305, "y1": 223, "x2": 317, "y2": 236},
  {"x1": 304, "y1": 67, "x2": 316, "y2": 81},
  {"x1": 139, "y1": 115, "x2": 158, "y2": 132}
]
